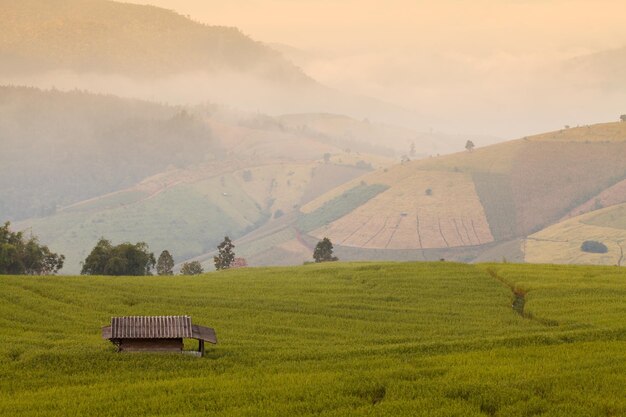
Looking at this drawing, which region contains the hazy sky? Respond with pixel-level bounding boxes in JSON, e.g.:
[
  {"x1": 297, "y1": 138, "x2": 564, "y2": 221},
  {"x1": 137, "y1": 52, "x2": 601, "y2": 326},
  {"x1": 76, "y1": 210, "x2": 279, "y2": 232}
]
[
  {"x1": 128, "y1": 0, "x2": 626, "y2": 52},
  {"x1": 124, "y1": 0, "x2": 626, "y2": 136}
]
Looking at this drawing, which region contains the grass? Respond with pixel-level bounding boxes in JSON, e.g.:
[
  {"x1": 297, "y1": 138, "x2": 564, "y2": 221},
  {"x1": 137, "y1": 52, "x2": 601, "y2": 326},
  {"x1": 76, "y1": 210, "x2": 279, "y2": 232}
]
[
  {"x1": 16, "y1": 179, "x2": 267, "y2": 274},
  {"x1": 1, "y1": 262, "x2": 626, "y2": 416}
]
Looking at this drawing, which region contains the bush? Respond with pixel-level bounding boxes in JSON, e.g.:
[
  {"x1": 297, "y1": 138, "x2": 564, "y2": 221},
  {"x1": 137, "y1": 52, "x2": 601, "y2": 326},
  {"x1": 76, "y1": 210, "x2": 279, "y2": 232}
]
[
  {"x1": 180, "y1": 261, "x2": 203, "y2": 275},
  {"x1": 580, "y1": 240, "x2": 608, "y2": 254}
]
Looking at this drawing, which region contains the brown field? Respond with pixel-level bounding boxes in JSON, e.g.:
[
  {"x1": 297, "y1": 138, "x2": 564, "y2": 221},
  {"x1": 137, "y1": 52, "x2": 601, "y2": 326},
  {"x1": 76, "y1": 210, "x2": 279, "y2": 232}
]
[{"x1": 310, "y1": 170, "x2": 493, "y2": 249}]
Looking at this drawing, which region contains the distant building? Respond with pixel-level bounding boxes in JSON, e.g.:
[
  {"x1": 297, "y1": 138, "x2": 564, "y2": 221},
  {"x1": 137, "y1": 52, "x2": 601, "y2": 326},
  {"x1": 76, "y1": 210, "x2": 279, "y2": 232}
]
[{"x1": 102, "y1": 316, "x2": 217, "y2": 357}]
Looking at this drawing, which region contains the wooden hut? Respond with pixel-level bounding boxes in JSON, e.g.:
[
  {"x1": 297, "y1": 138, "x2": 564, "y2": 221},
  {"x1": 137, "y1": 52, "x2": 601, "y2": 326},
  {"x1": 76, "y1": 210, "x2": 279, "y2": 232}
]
[{"x1": 101, "y1": 316, "x2": 217, "y2": 357}]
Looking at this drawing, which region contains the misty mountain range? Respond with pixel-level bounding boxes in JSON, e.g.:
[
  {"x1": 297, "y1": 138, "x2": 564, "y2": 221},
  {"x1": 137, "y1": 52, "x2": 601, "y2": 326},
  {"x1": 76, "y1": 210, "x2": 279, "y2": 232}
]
[{"x1": 1, "y1": 0, "x2": 626, "y2": 272}]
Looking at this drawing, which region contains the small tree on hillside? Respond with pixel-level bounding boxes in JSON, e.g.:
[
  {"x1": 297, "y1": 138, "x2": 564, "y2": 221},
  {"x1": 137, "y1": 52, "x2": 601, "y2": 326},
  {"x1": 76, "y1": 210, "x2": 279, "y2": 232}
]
[
  {"x1": 409, "y1": 141, "x2": 416, "y2": 157},
  {"x1": 620, "y1": 114, "x2": 626, "y2": 122},
  {"x1": 180, "y1": 261, "x2": 204, "y2": 275},
  {"x1": 465, "y1": 140, "x2": 475, "y2": 152},
  {"x1": 313, "y1": 237, "x2": 339, "y2": 263},
  {"x1": 156, "y1": 250, "x2": 174, "y2": 276},
  {"x1": 214, "y1": 236, "x2": 235, "y2": 270}
]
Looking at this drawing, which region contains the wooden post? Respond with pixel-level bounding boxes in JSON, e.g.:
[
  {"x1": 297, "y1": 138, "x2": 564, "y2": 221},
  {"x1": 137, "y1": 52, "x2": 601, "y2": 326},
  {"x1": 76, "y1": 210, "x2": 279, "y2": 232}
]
[{"x1": 199, "y1": 339, "x2": 205, "y2": 357}]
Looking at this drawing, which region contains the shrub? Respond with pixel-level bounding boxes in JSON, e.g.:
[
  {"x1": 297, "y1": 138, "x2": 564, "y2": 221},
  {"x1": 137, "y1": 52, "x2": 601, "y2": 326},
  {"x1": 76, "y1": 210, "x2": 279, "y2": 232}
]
[
  {"x1": 180, "y1": 261, "x2": 203, "y2": 275},
  {"x1": 581, "y1": 240, "x2": 608, "y2": 254}
]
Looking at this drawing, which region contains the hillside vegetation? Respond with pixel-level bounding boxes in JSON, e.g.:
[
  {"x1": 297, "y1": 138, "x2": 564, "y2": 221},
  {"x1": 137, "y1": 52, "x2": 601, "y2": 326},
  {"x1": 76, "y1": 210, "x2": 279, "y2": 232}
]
[
  {"x1": 0, "y1": 86, "x2": 216, "y2": 221},
  {"x1": 1, "y1": 262, "x2": 626, "y2": 416},
  {"x1": 0, "y1": 0, "x2": 309, "y2": 82}
]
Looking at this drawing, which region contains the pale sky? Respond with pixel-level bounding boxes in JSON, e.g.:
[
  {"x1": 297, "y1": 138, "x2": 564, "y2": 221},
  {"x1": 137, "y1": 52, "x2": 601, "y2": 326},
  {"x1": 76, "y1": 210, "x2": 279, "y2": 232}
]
[
  {"x1": 123, "y1": 0, "x2": 626, "y2": 136},
  {"x1": 128, "y1": 0, "x2": 626, "y2": 53}
]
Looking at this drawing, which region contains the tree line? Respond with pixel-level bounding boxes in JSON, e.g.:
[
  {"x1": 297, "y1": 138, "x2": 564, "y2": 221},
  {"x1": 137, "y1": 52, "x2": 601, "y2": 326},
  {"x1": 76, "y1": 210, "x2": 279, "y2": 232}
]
[{"x1": 0, "y1": 222, "x2": 339, "y2": 276}]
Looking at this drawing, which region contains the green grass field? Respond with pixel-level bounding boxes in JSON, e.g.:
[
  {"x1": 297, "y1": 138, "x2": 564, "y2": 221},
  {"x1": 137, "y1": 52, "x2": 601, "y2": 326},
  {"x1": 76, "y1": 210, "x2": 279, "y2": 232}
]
[{"x1": 1, "y1": 262, "x2": 625, "y2": 416}]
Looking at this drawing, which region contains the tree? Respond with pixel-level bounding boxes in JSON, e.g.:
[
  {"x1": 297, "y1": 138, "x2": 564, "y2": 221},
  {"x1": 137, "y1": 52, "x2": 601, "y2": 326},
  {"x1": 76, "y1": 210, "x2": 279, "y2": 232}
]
[
  {"x1": 156, "y1": 250, "x2": 174, "y2": 276},
  {"x1": 323, "y1": 153, "x2": 331, "y2": 163},
  {"x1": 81, "y1": 238, "x2": 155, "y2": 276},
  {"x1": 621, "y1": 114, "x2": 626, "y2": 122},
  {"x1": 313, "y1": 237, "x2": 338, "y2": 263},
  {"x1": 465, "y1": 140, "x2": 475, "y2": 152},
  {"x1": 180, "y1": 261, "x2": 204, "y2": 275},
  {"x1": 0, "y1": 222, "x2": 64, "y2": 275},
  {"x1": 409, "y1": 141, "x2": 416, "y2": 157},
  {"x1": 581, "y1": 240, "x2": 608, "y2": 254},
  {"x1": 214, "y1": 236, "x2": 235, "y2": 270}
]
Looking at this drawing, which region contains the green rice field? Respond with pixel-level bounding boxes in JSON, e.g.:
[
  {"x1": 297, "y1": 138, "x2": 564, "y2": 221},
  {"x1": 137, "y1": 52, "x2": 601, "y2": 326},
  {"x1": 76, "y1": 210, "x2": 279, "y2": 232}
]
[{"x1": 1, "y1": 262, "x2": 625, "y2": 416}]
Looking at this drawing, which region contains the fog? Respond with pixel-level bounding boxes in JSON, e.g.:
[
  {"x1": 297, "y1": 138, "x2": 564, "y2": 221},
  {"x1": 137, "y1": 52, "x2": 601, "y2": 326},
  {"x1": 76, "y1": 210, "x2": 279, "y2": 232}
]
[{"x1": 126, "y1": 0, "x2": 626, "y2": 137}]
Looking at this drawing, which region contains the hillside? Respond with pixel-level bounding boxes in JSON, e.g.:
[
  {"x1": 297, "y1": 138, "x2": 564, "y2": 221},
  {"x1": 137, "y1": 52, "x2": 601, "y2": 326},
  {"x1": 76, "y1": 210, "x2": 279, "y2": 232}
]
[
  {"x1": 0, "y1": 0, "x2": 432, "y2": 129},
  {"x1": 525, "y1": 203, "x2": 626, "y2": 266},
  {"x1": 1, "y1": 262, "x2": 626, "y2": 416},
  {"x1": 0, "y1": 86, "x2": 217, "y2": 221},
  {"x1": 0, "y1": 0, "x2": 310, "y2": 82},
  {"x1": 213, "y1": 121, "x2": 626, "y2": 266},
  {"x1": 5, "y1": 87, "x2": 420, "y2": 273}
]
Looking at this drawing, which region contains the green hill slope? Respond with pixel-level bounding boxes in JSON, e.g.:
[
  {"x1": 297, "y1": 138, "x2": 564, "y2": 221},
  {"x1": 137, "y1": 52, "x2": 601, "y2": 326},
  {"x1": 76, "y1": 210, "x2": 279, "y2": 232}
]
[{"x1": 1, "y1": 262, "x2": 625, "y2": 416}]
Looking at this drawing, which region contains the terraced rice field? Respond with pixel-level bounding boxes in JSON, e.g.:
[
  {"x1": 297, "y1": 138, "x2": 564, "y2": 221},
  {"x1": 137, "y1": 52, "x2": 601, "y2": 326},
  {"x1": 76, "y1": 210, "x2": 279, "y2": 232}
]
[
  {"x1": 1, "y1": 262, "x2": 625, "y2": 416},
  {"x1": 309, "y1": 171, "x2": 493, "y2": 250}
]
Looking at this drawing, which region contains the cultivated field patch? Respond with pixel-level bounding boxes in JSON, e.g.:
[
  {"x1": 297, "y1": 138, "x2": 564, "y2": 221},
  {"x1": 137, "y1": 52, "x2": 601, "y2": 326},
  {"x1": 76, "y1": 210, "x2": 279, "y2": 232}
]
[{"x1": 310, "y1": 171, "x2": 493, "y2": 249}]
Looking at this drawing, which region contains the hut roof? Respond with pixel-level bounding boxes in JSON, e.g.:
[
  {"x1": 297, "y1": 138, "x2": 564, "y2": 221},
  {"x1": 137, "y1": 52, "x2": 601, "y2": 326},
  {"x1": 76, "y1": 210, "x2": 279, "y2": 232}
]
[
  {"x1": 102, "y1": 315, "x2": 217, "y2": 344},
  {"x1": 111, "y1": 316, "x2": 192, "y2": 339}
]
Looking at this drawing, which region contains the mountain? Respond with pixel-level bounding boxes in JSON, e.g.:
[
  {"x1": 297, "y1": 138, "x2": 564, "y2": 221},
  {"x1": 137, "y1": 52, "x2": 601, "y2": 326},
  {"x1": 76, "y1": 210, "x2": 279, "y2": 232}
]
[
  {"x1": 565, "y1": 46, "x2": 626, "y2": 90},
  {"x1": 0, "y1": 0, "x2": 434, "y2": 131},
  {"x1": 5, "y1": 87, "x2": 425, "y2": 273},
  {"x1": 0, "y1": 86, "x2": 217, "y2": 221},
  {"x1": 0, "y1": 0, "x2": 310, "y2": 83},
  {"x1": 6, "y1": 85, "x2": 625, "y2": 270},
  {"x1": 198, "y1": 121, "x2": 626, "y2": 267}
]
